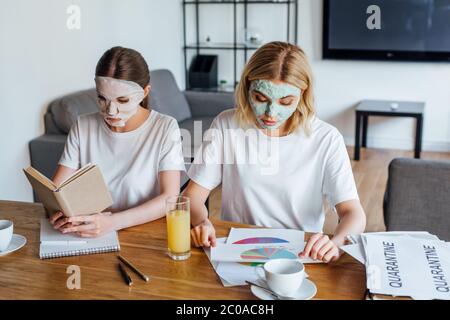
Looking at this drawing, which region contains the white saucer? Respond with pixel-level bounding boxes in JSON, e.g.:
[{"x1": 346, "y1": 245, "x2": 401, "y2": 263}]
[
  {"x1": 251, "y1": 278, "x2": 317, "y2": 300},
  {"x1": 0, "y1": 234, "x2": 27, "y2": 256}
]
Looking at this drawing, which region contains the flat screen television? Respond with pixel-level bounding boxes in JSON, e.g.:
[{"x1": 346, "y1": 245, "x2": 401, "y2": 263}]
[{"x1": 323, "y1": 0, "x2": 450, "y2": 62}]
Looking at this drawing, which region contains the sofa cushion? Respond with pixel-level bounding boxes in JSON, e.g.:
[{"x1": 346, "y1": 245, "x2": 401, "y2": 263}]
[
  {"x1": 29, "y1": 134, "x2": 67, "y2": 180},
  {"x1": 48, "y1": 89, "x2": 99, "y2": 134},
  {"x1": 149, "y1": 69, "x2": 192, "y2": 122},
  {"x1": 384, "y1": 158, "x2": 450, "y2": 241},
  {"x1": 184, "y1": 91, "x2": 235, "y2": 118},
  {"x1": 179, "y1": 117, "x2": 214, "y2": 159}
]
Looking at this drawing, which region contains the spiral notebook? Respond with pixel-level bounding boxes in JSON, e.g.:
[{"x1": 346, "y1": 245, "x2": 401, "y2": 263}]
[{"x1": 39, "y1": 218, "x2": 120, "y2": 259}]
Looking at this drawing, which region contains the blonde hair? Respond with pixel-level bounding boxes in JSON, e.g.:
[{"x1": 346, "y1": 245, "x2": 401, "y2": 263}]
[{"x1": 235, "y1": 41, "x2": 315, "y2": 135}]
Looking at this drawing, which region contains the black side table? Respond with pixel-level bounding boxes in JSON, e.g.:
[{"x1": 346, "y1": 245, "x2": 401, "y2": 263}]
[{"x1": 354, "y1": 100, "x2": 425, "y2": 161}]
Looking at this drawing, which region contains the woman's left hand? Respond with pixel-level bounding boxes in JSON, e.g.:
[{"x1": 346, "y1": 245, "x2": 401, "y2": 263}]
[
  {"x1": 299, "y1": 233, "x2": 341, "y2": 263},
  {"x1": 59, "y1": 212, "x2": 115, "y2": 238}
]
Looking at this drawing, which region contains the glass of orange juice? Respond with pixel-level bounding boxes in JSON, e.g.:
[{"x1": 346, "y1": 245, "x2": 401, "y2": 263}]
[{"x1": 166, "y1": 196, "x2": 191, "y2": 261}]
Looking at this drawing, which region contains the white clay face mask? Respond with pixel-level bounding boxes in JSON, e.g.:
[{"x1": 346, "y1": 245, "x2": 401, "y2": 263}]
[
  {"x1": 249, "y1": 80, "x2": 301, "y2": 130},
  {"x1": 95, "y1": 76, "x2": 145, "y2": 127}
]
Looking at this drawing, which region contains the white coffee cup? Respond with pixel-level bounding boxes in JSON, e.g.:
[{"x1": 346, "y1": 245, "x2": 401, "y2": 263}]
[
  {"x1": 0, "y1": 220, "x2": 13, "y2": 251},
  {"x1": 256, "y1": 259, "x2": 305, "y2": 297}
]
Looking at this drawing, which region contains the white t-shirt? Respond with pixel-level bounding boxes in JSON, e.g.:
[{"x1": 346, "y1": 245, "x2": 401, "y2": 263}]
[
  {"x1": 59, "y1": 110, "x2": 185, "y2": 211},
  {"x1": 187, "y1": 109, "x2": 359, "y2": 232}
]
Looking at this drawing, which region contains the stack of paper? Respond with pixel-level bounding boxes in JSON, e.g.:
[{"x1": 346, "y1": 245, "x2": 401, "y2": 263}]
[
  {"x1": 341, "y1": 231, "x2": 450, "y2": 300},
  {"x1": 204, "y1": 228, "x2": 321, "y2": 287}
]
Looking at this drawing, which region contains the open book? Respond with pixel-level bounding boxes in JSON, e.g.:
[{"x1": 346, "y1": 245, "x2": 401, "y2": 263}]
[{"x1": 23, "y1": 163, "x2": 113, "y2": 217}]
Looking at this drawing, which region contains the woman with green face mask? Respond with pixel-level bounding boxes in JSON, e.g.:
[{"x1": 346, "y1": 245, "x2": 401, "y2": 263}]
[{"x1": 183, "y1": 42, "x2": 366, "y2": 263}]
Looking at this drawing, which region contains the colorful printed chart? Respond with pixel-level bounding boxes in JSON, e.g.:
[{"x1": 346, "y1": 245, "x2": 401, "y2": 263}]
[
  {"x1": 240, "y1": 262, "x2": 264, "y2": 267},
  {"x1": 233, "y1": 237, "x2": 289, "y2": 245},
  {"x1": 240, "y1": 247, "x2": 297, "y2": 261}
]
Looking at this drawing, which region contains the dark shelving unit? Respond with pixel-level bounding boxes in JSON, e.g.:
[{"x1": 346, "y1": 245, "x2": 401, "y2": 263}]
[{"x1": 182, "y1": 0, "x2": 299, "y2": 91}]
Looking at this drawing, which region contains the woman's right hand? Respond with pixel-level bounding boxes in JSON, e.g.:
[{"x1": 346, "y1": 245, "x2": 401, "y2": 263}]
[
  {"x1": 49, "y1": 211, "x2": 77, "y2": 231},
  {"x1": 191, "y1": 219, "x2": 217, "y2": 248}
]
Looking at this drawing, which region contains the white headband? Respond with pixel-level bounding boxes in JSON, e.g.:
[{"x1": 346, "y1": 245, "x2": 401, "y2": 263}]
[{"x1": 94, "y1": 76, "x2": 145, "y2": 97}]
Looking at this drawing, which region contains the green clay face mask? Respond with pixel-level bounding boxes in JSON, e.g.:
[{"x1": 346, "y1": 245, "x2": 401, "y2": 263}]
[{"x1": 249, "y1": 80, "x2": 301, "y2": 130}]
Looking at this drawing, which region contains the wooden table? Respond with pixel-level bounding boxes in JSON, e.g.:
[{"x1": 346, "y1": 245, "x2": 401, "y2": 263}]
[{"x1": 0, "y1": 200, "x2": 366, "y2": 300}]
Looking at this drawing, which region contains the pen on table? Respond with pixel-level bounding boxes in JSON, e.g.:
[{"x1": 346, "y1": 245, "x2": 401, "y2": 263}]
[
  {"x1": 118, "y1": 255, "x2": 150, "y2": 282},
  {"x1": 118, "y1": 262, "x2": 133, "y2": 286}
]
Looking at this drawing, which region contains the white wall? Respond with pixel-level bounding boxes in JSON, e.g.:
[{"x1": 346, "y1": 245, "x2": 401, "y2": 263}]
[{"x1": 1, "y1": 0, "x2": 449, "y2": 202}]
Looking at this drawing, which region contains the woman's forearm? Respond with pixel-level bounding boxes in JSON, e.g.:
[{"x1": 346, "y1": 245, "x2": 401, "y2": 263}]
[
  {"x1": 332, "y1": 206, "x2": 366, "y2": 247},
  {"x1": 181, "y1": 181, "x2": 211, "y2": 227},
  {"x1": 110, "y1": 192, "x2": 173, "y2": 231},
  {"x1": 189, "y1": 198, "x2": 209, "y2": 227}
]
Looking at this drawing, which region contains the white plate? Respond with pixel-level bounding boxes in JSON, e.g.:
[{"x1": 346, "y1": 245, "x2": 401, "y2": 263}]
[
  {"x1": 251, "y1": 278, "x2": 317, "y2": 300},
  {"x1": 0, "y1": 234, "x2": 27, "y2": 256}
]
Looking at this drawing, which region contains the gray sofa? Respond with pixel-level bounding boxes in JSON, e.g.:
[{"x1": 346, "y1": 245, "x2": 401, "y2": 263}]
[
  {"x1": 29, "y1": 69, "x2": 234, "y2": 192},
  {"x1": 384, "y1": 158, "x2": 450, "y2": 241}
]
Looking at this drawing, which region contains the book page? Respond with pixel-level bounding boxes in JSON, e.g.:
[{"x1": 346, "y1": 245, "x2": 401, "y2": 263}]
[
  {"x1": 58, "y1": 163, "x2": 94, "y2": 188},
  {"x1": 23, "y1": 167, "x2": 57, "y2": 190}
]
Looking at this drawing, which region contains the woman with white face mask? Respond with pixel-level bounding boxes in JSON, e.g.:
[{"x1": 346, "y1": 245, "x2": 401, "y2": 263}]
[
  {"x1": 49, "y1": 47, "x2": 185, "y2": 237},
  {"x1": 183, "y1": 42, "x2": 366, "y2": 263}
]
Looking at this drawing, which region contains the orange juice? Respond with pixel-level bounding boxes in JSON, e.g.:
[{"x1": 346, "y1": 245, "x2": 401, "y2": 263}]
[{"x1": 166, "y1": 209, "x2": 191, "y2": 259}]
